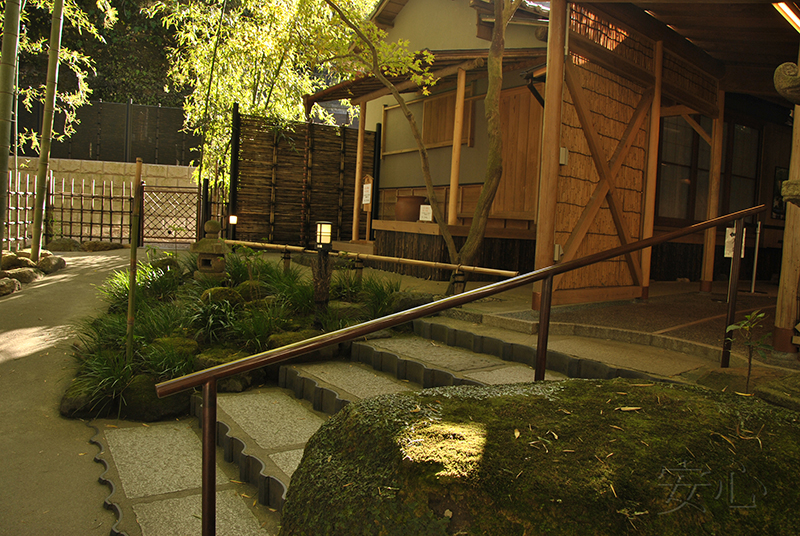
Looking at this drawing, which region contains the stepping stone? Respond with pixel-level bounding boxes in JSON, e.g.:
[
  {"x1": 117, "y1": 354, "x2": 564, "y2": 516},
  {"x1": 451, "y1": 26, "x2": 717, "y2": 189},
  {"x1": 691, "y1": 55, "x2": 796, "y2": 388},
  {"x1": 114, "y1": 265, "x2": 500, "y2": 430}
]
[
  {"x1": 133, "y1": 489, "x2": 269, "y2": 536},
  {"x1": 292, "y1": 361, "x2": 414, "y2": 399},
  {"x1": 105, "y1": 421, "x2": 225, "y2": 499}
]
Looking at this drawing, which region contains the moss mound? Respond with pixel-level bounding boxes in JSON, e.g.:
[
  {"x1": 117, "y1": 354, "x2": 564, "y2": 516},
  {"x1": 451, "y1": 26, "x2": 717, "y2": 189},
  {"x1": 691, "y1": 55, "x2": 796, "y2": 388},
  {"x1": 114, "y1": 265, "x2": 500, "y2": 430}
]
[
  {"x1": 122, "y1": 374, "x2": 191, "y2": 421},
  {"x1": 268, "y1": 329, "x2": 321, "y2": 349},
  {"x1": 235, "y1": 280, "x2": 271, "y2": 302},
  {"x1": 194, "y1": 347, "x2": 262, "y2": 392},
  {"x1": 200, "y1": 286, "x2": 244, "y2": 306},
  {"x1": 280, "y1": 379, "x2": 800, "y2": 536}
]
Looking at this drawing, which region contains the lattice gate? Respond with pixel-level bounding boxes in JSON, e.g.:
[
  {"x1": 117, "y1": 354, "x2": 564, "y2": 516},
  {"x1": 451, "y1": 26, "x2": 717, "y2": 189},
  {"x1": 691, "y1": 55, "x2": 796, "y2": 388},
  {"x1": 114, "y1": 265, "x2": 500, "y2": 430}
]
[{"x1": 142, "y1": 185, "x2": 200, "y2": 244}]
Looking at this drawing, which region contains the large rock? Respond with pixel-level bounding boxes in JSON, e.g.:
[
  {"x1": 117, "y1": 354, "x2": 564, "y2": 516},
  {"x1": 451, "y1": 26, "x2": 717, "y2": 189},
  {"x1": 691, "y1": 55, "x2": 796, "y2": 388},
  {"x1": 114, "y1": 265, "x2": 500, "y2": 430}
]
[
  {"x1": 280, "y1": 379, "x2": 800, "y2": 536},
  {"x1": 45, "y1": 238, "x2": 81, "y2": 252},
  {"x1": 37, "y1": 255, "x2": 66, "y2": 274},
  {"x1": 194, "y1": 348, "x2": 263, "y2": 392},
  {"x1": 0, "y1": 277, "x2": 21, "y2": 296},
  {"x1": 121, "y1": 374, "x2": 191, "y2": 421},
  {"x1": 1, "y1": 253, "x2": 36, "y2": 270},
  {"x1": 1, "y1": 267, "x2": 44, "y2": 284},
  {"x1": 15, "y1": 248, "x2": 52, "y2": 259}
]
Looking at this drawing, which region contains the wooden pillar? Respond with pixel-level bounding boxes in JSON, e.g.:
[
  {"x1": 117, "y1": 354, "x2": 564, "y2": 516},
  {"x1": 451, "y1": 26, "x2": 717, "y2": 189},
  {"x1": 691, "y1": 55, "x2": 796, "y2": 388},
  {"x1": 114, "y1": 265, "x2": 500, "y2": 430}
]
[
  {"x1": 532, "y1": 0, "x2": 567, "y2": 310},
  {"x1": 448, "y1": 68, "x2": 467, "y2": 225},
  {"x1": 352, "y1": 102, "x2": 367, "y2": 242},
  {"x1": 640, "y1": 41, "x2": 663, "y2": 301},
  {"x1": 774, "y1": 44, "x2": 800, "y2": 352},
  {"x1": 700, "y1": 90, "x2": 726, "y2": 292}
]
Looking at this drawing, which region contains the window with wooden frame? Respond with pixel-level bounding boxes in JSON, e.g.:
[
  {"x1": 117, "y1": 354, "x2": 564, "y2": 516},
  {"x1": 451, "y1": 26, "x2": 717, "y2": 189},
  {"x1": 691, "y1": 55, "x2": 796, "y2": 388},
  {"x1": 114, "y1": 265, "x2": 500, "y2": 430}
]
[
  {"x1": 656, "y1": 113, "x2": 762, "y2": 226},
  {"x1": 421, "y1": 89, "x2": 474, "y2": 148}
]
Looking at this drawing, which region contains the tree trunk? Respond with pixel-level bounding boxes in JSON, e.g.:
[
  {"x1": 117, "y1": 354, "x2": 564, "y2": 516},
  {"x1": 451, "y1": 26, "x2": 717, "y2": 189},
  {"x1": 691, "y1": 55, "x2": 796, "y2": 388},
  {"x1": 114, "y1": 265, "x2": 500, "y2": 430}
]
[
  {"x1": 30, "y1": 0, "x2": 64, "y2": 262},
  {"x1": 0, "y1": 0, "x2": 21, "y2": 263}
]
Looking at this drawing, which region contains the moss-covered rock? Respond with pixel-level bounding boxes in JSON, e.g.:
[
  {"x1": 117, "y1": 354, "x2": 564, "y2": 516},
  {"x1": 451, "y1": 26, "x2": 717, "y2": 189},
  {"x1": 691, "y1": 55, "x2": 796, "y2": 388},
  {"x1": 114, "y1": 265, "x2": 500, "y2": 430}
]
[
  {"x1": 755, "y1": 372, "x2": 800, "y2": 413},
  {"x1": 235, "y1": 280, "x2": 271, "y2": 302},
  {"x1": 280, "y1": 379, "x2": 800, "y2": 536},
  {"x1": 244, "y1": 295, "x2": 279, "y2": 311},
  {"x1": 121, "y1": 374, "x2": 191, "y2": 421},
  {"x1": 151, "y1": 336, "x2": 200, "y2": 357},
  {"x1": 45, "y1": 238, "x2": 81, "y2": 251},
  {"x1": 81, "y1": 240, "x2": 126, "y2": 252},
  {"x1": 194, "y1": 347, "x2": 264, "y2": 392},
  {"x1": 59, "y1": 381, "x2": 109, "y2": 419},
  {"x1": 150, "y1": 256, "x2": 181, "y2": 273},
  {"x1": 268, "y1": 329, "x2": 321, "y2": 350},
  {"x1": 328, "y1": 300, "x2": 367, "y2": 321},
  {"x1": 200, "y1": 286, "x2": 244, "y2": 307},
  {"x1": 391, "y1": 291, "x2": 438, "y2": 314}
]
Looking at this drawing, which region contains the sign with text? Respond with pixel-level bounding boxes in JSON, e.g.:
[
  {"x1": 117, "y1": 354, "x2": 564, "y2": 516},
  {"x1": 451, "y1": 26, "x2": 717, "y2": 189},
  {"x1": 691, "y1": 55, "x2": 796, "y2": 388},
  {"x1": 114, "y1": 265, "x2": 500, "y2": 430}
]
[{"x1": 724, "y1": 227, "x2": 746, "y2": 258}]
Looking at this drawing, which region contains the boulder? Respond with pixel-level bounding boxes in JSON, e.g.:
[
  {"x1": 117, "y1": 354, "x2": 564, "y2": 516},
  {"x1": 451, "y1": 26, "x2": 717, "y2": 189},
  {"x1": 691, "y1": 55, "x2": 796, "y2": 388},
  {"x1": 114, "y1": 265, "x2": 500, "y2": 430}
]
[
  {"x1": 59, "y1": 382, "x2": 106, "y2": 419},
  {"x1": 1, "y1": 267, "x2": 44, "y2": 284},
  {"x1": 15, "y1": 248, "x2": 52, "y2": 259},
  {"x1": 1, "y1": 254, "x2": 37, "y2": 270},
  {"x1": 81, "y1": 240, "x2": 125, "y2": 252},
  {"x1": 194, "y1": 347, "x2": 263, "y2": 392},
  {"x1": 45, "y1": 238, "x2": 81, "y2": 252},
  {"x1": 0, "y1": 277, "x2": 21, "y2": 296},
  {"x1": 37, "y1": 255, "x2": 66, "y2": 274},
  {"x1": 280, "y1": 379, "x2": 800, "y2": 536},
  {"x1": 200, "y1": 286, "x2": 244, "y2": 307},
  {"x1": 122, "y1": 374, "x2": 191, "y2": 421}
]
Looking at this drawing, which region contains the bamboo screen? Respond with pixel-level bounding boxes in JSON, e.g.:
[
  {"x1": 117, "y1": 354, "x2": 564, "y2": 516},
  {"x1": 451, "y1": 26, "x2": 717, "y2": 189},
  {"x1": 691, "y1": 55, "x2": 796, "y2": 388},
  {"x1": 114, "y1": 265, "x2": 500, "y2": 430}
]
[
  {"x1": 556, "y1": 55, "x2": 649, "y2": 291},
  {"x1": 235, "y1": 117, "x2": 374, "y2": 246}
]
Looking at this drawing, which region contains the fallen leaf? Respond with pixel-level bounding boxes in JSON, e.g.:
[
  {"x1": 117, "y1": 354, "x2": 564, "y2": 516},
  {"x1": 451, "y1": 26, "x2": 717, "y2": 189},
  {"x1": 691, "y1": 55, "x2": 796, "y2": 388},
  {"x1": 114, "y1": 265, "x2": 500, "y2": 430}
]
[
  {"x1": 610, "y1": 425, "x2": 624, "y2": 431},
  {"x1": 610, "y1": 483, "x2": 617, "y2": 498},
  {"x1": 105, "y1": 425, "x2": 118, "y2": 428},
  {"x1": 631, "y1": 383, "x2": 654, "y2": 387},
  {"x1": 230, "y1": 479, "x2": 245, "y2": 484},
  {"x1": 734, "y1": 392, "x2": 754, "y2": 397},
  {"x1": 514, "y1": 429, "x2": 520, "y2": 439},
  {"x1": 615, "y1": 407, "x2": 642, "y2": 412},
  {"x1": 410, "y1": 405, "x2": 421, "y2": 413},
  {"x1": 548, "y1": 430, "x2": 558, "y2": 440}
]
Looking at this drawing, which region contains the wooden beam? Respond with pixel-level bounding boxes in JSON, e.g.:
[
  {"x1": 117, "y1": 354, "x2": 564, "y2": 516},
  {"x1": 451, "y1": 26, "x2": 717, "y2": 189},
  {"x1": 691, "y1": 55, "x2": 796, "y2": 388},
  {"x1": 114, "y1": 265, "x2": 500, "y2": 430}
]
[
  {"x1": 352, "y1": 102, "x2": 366, "y2": 242},
  {"x1": 555, "y1": 86, "x2": 654, "y2": 289},
  {"x1": 533, "y1": 0, "x2": 567, "y2": 310},
  {"x1": 351, "y1": 58, "x2": 484, "y2": 105},
  {"x1": 641, "y1": 41, "x2": 663, "y2": 299},
  {"x1": 562, "y1": 61, "x2": 643, "y2": 286},
  {"x1": 700, "y1": 90, "x2": 725, "y2": 292},
  {"x1": 681, "y1": 113, "x2": 711, "y2": 146},
  {"x1": 661, "y1": 104, "x2": 698, "y2": 117},
  {"x1": 448, "y1": 68, "x2": 467, "y2": 226}
]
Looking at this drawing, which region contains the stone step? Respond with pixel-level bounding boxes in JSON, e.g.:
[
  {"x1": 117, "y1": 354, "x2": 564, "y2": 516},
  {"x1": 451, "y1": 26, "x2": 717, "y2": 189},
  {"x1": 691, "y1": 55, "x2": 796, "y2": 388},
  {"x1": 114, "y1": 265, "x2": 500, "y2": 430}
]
[
  {"x1": 412, "y1": 316, "x2": 696, "y2": 380},
  {"x1": 95, "y1": 419, "x2": 278, "y2": 536}
]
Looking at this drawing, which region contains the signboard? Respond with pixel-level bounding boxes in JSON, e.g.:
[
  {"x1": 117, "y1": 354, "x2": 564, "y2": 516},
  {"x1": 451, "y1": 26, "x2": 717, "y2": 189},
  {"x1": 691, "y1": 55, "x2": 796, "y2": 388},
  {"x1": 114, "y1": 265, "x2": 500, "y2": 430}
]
[
  {"x1": 419, "y1": 204, "x2": 433, "y2": 222},
  {"x1": 724, "y1": 227, "x2": 746, "y2": 258},
  {"x1": 362, "y1": 182, "x2": 372, "y2": 206}
]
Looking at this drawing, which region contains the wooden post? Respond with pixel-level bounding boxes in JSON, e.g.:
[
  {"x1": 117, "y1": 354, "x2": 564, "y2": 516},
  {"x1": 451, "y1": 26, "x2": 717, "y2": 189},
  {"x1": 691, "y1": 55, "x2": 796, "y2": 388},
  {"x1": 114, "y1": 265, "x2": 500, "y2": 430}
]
[
  {"x1": 126, "y1": 159, "x2": 143, "y2": 366},
  {"x1": 640, "y1": 41, "x2": 663, "y2": 300},
  {"x1": 448, "y1": 68, "x2": 467, "y2": 225},
  {"x1": 352, "y1": 102, "x2": 367, "y2": 242},
  {"x1": 700, "y1": 90, "x2": 726, "y2": 293},
  {"x1": 362, "y1": 174, "x2": 374, "y2": 241},
  {"x1": 533, "y1": 0, "x2": 567, "y2": 310}
]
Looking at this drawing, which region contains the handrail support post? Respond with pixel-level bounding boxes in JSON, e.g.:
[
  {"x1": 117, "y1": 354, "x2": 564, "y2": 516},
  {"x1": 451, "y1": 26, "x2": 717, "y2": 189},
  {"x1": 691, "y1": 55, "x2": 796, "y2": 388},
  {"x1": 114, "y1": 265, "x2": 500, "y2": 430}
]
[
  {"x1": 202, "y1": 378, "x2": 217, "y2": 536},
  {"x1": 721, "y1": 218, "x2": 744, "y2": 368},
  {"x1": 535, "y1": 275, "x2": 554, "y2": 381}
]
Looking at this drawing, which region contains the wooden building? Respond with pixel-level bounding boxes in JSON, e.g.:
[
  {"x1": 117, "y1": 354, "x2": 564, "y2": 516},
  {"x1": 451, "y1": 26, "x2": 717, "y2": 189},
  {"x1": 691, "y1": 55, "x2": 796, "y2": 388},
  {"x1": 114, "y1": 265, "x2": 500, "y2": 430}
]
[{"x1": 304, "y1": 1, "x2": 800, "y2": 351}]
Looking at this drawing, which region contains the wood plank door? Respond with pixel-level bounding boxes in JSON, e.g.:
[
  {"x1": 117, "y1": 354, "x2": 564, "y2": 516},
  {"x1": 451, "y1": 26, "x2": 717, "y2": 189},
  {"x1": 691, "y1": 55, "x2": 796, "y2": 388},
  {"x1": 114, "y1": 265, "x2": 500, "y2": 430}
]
[{"x1": 492, "y1": 86, "x2": 543, "y2": 220}]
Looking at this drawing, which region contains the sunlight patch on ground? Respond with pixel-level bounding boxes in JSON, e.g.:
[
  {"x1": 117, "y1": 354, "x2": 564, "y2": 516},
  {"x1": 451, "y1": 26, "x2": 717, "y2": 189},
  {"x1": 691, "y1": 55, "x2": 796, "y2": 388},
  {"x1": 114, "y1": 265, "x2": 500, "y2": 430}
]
[
  {"x1": 399, "y1": 421, "x2": 487, "y2": 478},
  {"x1": 0, "y1": 325, "x2": 74, "y2": 363}
]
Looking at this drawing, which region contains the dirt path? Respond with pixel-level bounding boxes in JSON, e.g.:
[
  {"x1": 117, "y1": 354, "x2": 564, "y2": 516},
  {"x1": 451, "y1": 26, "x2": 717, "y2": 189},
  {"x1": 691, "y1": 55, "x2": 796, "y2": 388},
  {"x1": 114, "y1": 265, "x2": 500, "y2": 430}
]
[{"x1": 0, "y1": 250, "x2": 131, "y2": 535}]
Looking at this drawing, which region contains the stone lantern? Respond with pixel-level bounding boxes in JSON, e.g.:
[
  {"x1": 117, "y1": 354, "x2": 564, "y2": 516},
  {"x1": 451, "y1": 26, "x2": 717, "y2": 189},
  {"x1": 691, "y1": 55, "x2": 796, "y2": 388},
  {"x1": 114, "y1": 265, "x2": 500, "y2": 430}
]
[{"x1": 191, "y1": 220, "x2": 230, "y2": 281}]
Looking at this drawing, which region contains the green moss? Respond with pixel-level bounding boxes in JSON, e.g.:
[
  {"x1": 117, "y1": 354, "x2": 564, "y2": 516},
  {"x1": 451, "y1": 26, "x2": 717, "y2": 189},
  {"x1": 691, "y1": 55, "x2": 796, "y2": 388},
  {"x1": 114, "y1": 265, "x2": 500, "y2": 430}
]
[
  {"x1": 267, "y1": 329, "x2": 321, "y2": 350},
  {"x1": 200, "y1": 286, "x2": 244, "y2": 306},
  {"x1": 235, "y1": 280, "x2": 271, "y2": 302},
  {"x1": 280, "y1": 379, "x2": 800, "y2": 536}
]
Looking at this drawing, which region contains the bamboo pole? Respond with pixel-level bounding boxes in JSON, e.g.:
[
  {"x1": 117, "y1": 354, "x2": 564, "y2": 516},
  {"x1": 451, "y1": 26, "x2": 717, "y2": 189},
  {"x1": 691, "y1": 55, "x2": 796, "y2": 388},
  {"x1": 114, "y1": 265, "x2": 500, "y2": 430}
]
[
  {"x1": 126, "y1": 159, "x2": 144, "y2": 365},
  {"x1": 640, "y1": 40, "x2": 663, "y2": 300},
  {"x1": 700, "y1": 89, "x2": 726, "y2": 292},
  {"x1": 352, "y1": 102, "x2": 366, "y2": 241},
  {"x1": 533, "y1": 0, "x2": 567, "y2": 309},
  {"x1": 448, "y1": 68, "x2": 467, "y2": 225}
]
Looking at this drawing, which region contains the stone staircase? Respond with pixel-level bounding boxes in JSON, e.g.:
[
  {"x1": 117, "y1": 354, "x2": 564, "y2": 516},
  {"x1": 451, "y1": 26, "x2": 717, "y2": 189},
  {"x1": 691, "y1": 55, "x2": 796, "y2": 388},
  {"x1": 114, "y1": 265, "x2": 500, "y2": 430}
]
[{"x1": 95, "y1": 314, "x2": 708, "y2": 535}]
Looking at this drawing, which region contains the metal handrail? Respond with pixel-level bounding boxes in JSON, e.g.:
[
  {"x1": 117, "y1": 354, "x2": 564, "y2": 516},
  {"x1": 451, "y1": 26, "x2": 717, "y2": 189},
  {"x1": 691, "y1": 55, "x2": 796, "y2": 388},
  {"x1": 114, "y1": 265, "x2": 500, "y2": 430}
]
[{"x1": 156, "y1": 204, "x2": 765, "y2": 536}]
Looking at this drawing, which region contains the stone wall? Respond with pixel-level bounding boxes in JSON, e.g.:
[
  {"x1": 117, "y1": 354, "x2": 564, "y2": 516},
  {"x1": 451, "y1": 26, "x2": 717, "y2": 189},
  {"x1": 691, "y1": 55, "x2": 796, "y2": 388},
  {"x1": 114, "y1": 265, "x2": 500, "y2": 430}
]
[{"x1": 13, "y1": 157, "x2": 196, "y2": 188}]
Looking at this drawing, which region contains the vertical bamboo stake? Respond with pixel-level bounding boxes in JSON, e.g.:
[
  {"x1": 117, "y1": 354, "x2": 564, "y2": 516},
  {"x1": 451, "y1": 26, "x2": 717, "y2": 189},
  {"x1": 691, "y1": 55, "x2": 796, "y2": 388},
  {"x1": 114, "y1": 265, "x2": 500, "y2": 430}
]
[
  {"x1": 126, "y1": 159, "x2": 143, "y2": 365},
  {"x1": 640, "y1": 40, "x2": 663, "y2": 300},
  {"x1": 448, "y1": 68, "x2": 467, "y2": 225},
  {"x1": 338, "y1": 126, "x2": 346, "y2": 240},
  {"x1": 352, "y1": 102, "x2": 366, "y2": 242},
  {"x1": 80, "y1": 179, "x2": 85, "y2": 242},
  {"x1": 270, "y1": 132, "x2": 278, "y2": 242}
]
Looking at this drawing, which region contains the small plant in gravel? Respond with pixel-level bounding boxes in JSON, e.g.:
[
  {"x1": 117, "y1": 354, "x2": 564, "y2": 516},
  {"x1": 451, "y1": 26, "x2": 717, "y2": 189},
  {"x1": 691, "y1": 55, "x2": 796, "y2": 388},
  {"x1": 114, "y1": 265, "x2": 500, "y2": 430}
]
[{"x1": 726, "y1": 309, "x2": 772, "y2": 393}]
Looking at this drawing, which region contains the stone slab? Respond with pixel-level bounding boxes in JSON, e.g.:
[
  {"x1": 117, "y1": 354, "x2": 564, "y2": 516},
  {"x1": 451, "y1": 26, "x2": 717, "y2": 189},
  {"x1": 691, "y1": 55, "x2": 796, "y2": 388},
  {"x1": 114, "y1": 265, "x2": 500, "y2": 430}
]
[
  {"x1": 465, "y1": 366, "x2": 565, "y2": 385},
  {"x1": 105, "y1": 422, "x2": 225, "y2": 499},
  {"x1": 218, "y1": 391, "x2": 325, "y2": 451},
  {"x1": 366, "y1": 337, "x2": 502, "y2": 372},
  {"x1": 270, "y1": 449, "x2": 305, "y2": 478},
  {"x1": 294, "y1": 361, "x2": 413, "y2": 399},
  {"x1": 133, "y1": 489, "x2": 269, "y2": 536}
]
